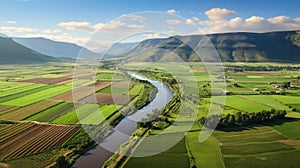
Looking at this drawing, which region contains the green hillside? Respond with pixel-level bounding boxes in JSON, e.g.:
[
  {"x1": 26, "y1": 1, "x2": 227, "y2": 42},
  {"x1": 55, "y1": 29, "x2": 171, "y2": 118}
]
[
  {"x1": 126, "y1": 30, "x2": 300, "y2": 62},
  {"x1": 0, "y1": 37, "x2": 60, "y2": 64}
]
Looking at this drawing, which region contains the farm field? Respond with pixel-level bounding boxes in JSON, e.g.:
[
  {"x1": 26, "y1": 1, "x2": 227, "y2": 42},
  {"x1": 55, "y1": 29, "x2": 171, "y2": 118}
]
[
  {"x1": 1, "y1": 85, "x2": 70, "y2": 106},
  {"x1": 0, "y1": 64, "x2": 143, "y2": 167},
  {"x1": 52, "y1": 104, "x2": 120, "y2": 125},
  {"x1": 213, "y1": 126, "x2": 300, "y2": 168},
  {"x1": 0, "y1": 122, "x2": 79, "y2": 160},
  {"x1": 271, "y1": 95, "x2": 300, "y2": 105},
  {"x1": 0, "y1": 100, "x2": 62, "y2": 120},
  {"x1": 0, "y1": 81, "x2": 46, "y2": 97},
  {"x1": 50, "y1": 81, "x2": 111, "y2": 102},
  {"x1": 271, "y1": 118, "x2": 300, "y2": 139},
  {"x1": 25, "y1": 102, "x2": 74, "y2": 122},
  {"x1": 238, "y1": 95, "x2": 290, "y2": 111},
  {"x1": 0, "y1": 84, "x2": 56, "y2": 103},
  {"x1": 203, "y1": 96, "x2": 275, "y2": 113},
  {"x1": 186, "y1": 126, "x2": 225, "y2": 168},
  {"x1": 125, "y1": 136, "x2": 190, "y2": 168},
  {"x1": 19, "y1": 76, "x2": 72, "y2": 84},
  {"x1": 0, "y1": 62, "x2": 300, "y2": 168},
  {"x1": 97, "y1": 83, "x2": 143, "y2": 96},
  {"x1": 120, "y1": 62, "x2": 300, "y2": 168},
  {"x1": 81, "y1": 93, "x2": 134, "y2": 104}
]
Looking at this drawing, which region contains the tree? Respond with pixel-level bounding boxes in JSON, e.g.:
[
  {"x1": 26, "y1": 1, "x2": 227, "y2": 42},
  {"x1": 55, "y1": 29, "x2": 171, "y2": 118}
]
[
  {"x1": 199, "y1": 109, "x2": 287, "y2": 129},
  {"x1": 55, "y1": 156, "x2": 69, "y2": 168}
]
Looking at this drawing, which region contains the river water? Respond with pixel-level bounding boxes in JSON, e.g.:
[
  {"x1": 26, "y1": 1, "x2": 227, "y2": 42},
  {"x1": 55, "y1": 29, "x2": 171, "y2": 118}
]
[{"x1": 72, "y1": 73, "x2": 173, "y2": 168}]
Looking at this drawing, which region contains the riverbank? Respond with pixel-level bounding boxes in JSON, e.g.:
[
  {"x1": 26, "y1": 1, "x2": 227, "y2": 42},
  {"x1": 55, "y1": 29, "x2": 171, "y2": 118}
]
[
  {"x1": 69, "y1": 72, "x2": 172, "y2": 168},
  {"x1": 49, "y1": 72, "x2": 158, "y2": 168},
  {"x1": 103, "y1": 70, "x2": 182, "y2": 168}
]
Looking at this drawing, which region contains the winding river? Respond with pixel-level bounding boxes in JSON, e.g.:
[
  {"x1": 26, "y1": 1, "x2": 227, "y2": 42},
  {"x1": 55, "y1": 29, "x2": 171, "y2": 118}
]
[{"x1": 72, "y1": 73, "x2": 173, "y2": 168}]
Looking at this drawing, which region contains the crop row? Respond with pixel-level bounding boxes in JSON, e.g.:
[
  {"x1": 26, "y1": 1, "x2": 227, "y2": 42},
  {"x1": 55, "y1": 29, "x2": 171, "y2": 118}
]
[
  {"x1": 0, "y1": 123, "x2": 79, "y2": 160},
  {"x1": 26, "y1": 102, "x2": 75, "y2": 122},
  {"x1": 52, "y1": 104, "x2": 120, "y2": 125},
  {"x1": 0, "y1": 122, "x2": 36, "y2": 143},
  {"x1": 0, "y1": 84, "x2": 56, "y2": 103},
  {"x1": 0, "y1": 82, "x2": 46, "y2": 98},
  {"x1": 0, "y1": 124, "x2": 45, "y2": 153},
  {"x1": 19, "y1": 76, "x2": 72, "y2": 84},
  {"x1": 1, "y1": 85, "x2": 70, "y2": 106},
  {"x1": 52, "y1": 104, "x2": 96, "y2": 124},
  {"x1": 0, "y1": 105, "x2": 20, "y2": 116},
  {"x1": 0, "y1": 100, "x2": 61, "y2": 120},
  {"x1": 51, "y1": 81, "x2": 111, "y2": 102},
  {"x1": 78, "y1": 104, "x2": 119, "y2": 125},
  {"x1": 0, "y1": 81, "x2": 35, "y2": 92}
]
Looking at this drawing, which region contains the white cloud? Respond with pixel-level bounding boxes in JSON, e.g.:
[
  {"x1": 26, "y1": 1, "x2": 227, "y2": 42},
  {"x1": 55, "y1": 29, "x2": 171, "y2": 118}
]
[
  {"x1": 205, "y1": 8, "x2": 235, "y2": 20},
  {"x1": 58, "y1": 20, "x2": 144, "y2": 33},
  {"x1": 57, "y1": 21, "x2": 94, "y2": 32},
  {"x1": 268, "y1": 15, "x2": 292, "y2": 24},
  {"x1": 0, "y1": 26, "x2": 36, "y2": 35},
  {"x1": 166, "y1": 19, "x2": 183, "y2": 25},
  {"x1": 94, "y1": 20, "x2": 144, "y2": 33},
  {"x1": 167, "y1": 9, "x2": 177, "y2": 15},
  {"x1": 146, "y1": 32, "x2": 165, "y2": 38},
  {"x1": 123, "y1": 14, "x2": 146, "y2": 23},
  {"x1": 185, "y1": 19, "x2": 194, "y2": 25},
  {"x1": 5, "y1": 20, "x2": 17, "y2": 24},
  {"x1": 245, "y1": 16, "x2": 265, "y2": 23},
  {"x1": 192, "y1": 17, "x2": 199, "y2": 21},
  {"x1": 197, "y1": 13, "x2": 300, "y2": 34},
  {"x1": 228, "y1": 17, "x2": 244, "y2": 27},
  {"x1": 182, "y1": 8, "x2": 299, "y2": 34},
  {"x1": 41, "y1": 29, "x2": 61, "y2": 34}
]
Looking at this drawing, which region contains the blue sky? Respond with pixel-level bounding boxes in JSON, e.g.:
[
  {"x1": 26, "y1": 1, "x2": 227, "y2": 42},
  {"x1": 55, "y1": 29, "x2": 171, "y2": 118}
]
[
  {"x1": 1, "y1": 0, "x2": 299, "y2": 25},
  {"x1": 0, "y1": 0, "x2": 299, "y2": 50}
]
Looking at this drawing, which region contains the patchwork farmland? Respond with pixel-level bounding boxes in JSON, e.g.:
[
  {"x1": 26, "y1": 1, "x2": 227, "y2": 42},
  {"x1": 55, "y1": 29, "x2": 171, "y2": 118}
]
[
  {"x1": 111, "y1": 62, "x2": 300, "y2": 168},
  {"x1": 0, "y1": 64, "x2": 151, "y2": 167},
  {"x1": 0, "y1": 62, "x2": 300, "y2": 168}
]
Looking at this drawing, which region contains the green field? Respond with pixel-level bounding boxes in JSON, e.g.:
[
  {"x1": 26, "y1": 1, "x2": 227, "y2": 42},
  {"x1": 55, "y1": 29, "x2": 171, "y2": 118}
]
[
  {"x1": 221, "y1": 142, "x2": 293, "y2": 155},
  {"x1": 272, "y1": 95, "x2": 300, "y2": 105},
  {"x1": 0, "y1": 84, "x2": 56, "y2": 103},
  {"x1": 0, "y1": 82, "x2": 46, "y2": 97},
  {"x1": 128, "y1": 84, "x2": 143, "y2": 95},
  {"x1": 204, "y1": 96, "x2": 272, "y2": 112},
  {"x1": 0, "y1": 100, "x2": 61, "y2": 120},
  {"x1": 272, "y1": 119, "x2": 300, "y2": 139},
  {"x1": 52, "y1": 104, "x2": 120, "y2": 125},
  {"x1": 238, "y1": 95, "x2": 290, "y2": 111},
  {"x1": 98, "y1": 84, "x2": 143, "y2": 95},
  {"x1": 125, "y1": 136, "x2": 190, "y2": 168},
  {"x1": 186, "y1": 130, "x2": 225, "y2": 168},
  {"x1": 213, "y1": 126, "x2": 300, "y2": 168},
  {"x1": 25, "y1": 102, "x2": 74, "y2": 122},
  {"x1": 1, "y1": 85, "x2": 70, "y2": 106},
  {"x1": 78, "y1": 104, "x2": 120, "y2": 125},
  {"x1": 224, "y1": 150, "x2": 300, "y2": 168},
  {"x1": 51, "y1": 109, "x2": 79, "y2": 124}
]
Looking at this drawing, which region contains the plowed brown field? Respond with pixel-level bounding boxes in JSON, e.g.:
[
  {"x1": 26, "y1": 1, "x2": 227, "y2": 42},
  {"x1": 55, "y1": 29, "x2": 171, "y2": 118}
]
[
  {"x1": 0, "y1": 122, "x2": 79, "y2": 160},
  {"x1": 51, "y1": 81, "x2": 111, "y2": 102}
]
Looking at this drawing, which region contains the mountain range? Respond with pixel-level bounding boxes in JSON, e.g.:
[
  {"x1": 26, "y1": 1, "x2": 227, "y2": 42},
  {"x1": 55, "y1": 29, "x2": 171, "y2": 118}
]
[
  {"x1": 0, "y1": 36, "x2": 59, "y2": 64},
  {"x1": 13, "y1": 37, "x2": 99, "y2": 59},
  {"x1": 0, "y1": 30, "x2": 300, "y2": 64},
  {"x1": 126, "y1": 30, "x2": 300, "y2": 62}
]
